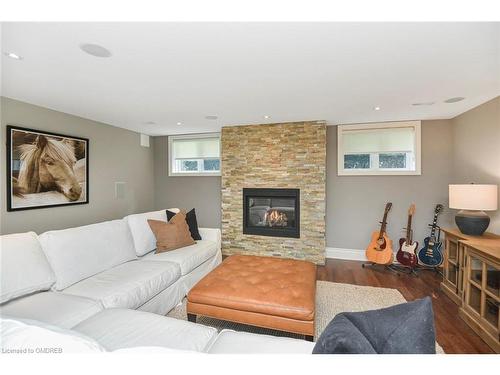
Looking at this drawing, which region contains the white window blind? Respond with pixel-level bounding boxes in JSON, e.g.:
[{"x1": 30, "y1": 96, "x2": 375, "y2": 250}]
[
  {"x1": 337, "y1": 121, "x2": 421, "y2": 176},
  {"x1": 169, "y1": 133, "x2": 221, "y2": 176},
  {"x1": 342, "y1": 127, "x2": 415, "y2": 153},
  {"x1": 171, "y1": 137, "x2": 220, "y2": 159}
]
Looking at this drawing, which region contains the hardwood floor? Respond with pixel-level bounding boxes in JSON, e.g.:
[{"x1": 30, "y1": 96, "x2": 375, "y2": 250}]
[{"x1": 317, "y1": 259, "x2": 494, "y2": 354}]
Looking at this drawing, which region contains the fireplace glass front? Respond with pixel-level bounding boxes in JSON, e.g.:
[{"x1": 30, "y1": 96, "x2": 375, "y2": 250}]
[{"x1": 243, "y1": 188, "x2": 300, "y2": 238}]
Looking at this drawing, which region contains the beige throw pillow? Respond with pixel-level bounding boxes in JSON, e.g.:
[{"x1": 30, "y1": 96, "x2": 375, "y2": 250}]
[{"x1": 148, "y1": 211, "x2": 195, "y2": 253}]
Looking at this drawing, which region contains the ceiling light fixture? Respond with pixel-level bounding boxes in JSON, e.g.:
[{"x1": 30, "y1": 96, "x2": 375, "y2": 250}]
[
  {"x1": 144, "y1": 121, "x2": 156, "y2": 125},
  {"x1": 177, "y1": 122, "x2": 182, "y2": 125},
  {"x1": 4, "y1": 52, "x2": 22, "y2": 60},
  {"x1": 444, "y1": 97, "x2": 465, "y2": 103},
  {"x1": 80, "y1": 43, "x2": 112, "y2": 58},
  {"x1": 412, "y1": 102, "x2": 435, "y2": 106},
  {"x1": 373, "y1": 106, "x2": 381, "y2": 111},
  {"x1": 205, "y1": 115, "x2": 218, "y2": 120},
  {"x1": 263, "y1": 115, "x2": 271, "y2": 119}
]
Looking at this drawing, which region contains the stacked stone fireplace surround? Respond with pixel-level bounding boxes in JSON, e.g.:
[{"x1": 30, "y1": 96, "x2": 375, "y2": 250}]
[{"x1": 221, "y1": 121, "x2": 326, "y2": 265}]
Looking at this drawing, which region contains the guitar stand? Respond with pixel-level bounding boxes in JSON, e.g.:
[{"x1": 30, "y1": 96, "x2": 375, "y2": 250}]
[
  {"x1": 416, "y1": 264, "x2": 443, "y2": 277},
  {"x1": 426, "y1": 223, "x2": 443, "y2": 242},
  {"x1": 392, "y1": 263, "x2": 419, "y2": 277},
  {"x1": 361, "y1": 262, "x2": 402, "y2": 276},
  {"x1": 435, "y1": 225, "x2": 442, "y2": 243}
]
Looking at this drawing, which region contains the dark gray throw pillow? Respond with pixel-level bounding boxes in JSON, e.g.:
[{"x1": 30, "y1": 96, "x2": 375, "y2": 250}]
[
  {"x1": 313, "y1": 297, "x2": 436, "y2": 354},
  {"x1": 166, "y1": 208, "x2": 202, "y2": 241}
]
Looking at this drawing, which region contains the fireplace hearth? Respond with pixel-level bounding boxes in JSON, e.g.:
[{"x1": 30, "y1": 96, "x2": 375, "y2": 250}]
[{"x1": 243, "y1": 188, "x2": 300, "y2": 238}]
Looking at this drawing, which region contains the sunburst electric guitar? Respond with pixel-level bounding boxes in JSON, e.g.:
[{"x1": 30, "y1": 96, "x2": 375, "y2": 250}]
[
  {"x1": 366, "y1": 203, "x2": 394, "y2": 265},
  {"x1": 396, "y1": 204, "x2": 418, "y2": 268}
]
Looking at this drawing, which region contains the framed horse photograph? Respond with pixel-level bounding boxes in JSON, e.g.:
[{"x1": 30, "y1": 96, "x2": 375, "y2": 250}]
[{"x1": 6, "y1": 125, "x2": 89, "y2": 211}]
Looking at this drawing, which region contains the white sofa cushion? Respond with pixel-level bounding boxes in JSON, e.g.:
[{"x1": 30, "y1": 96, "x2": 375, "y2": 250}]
[
  {"x1": 1, "y1": 317, "x2": 105, "y2": 353},
  {"x1": 124, "y1": 208, "x2": 180, "y2": 256},
  {"x1": 113, "y1": 346, "x2": 197, "y2": 353},
  {"x1": 143, "y1": 240, "x2": 219, "y2": 275},
  {"x1": 198, "y1": 227, "x2": 221, "y2": 249},
  {"x1": 0, "y1": 292, "x2": 102, "y2": 329},
  {"x1": 39, "y1": 219, "x2": 137, "y2": 290},
  {"x1": 74, "y1": 308, "x2": 217, "y2": 352},
  {"x1": 124, "y1": 210, "x2": 167, "y2": 256},
  {"x1": 62, "y1": 260, "x2": 180, "y2": 309},
  {"x1": 207, "y1": 330, "x2": 315, "y2": 354},
  {"x1": 0, "y1": 232, "x2": 56, "y2": 304}
]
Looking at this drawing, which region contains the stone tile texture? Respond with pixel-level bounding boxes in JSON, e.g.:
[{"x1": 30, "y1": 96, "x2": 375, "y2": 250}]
[{"x1": 221, "y1": 121, "x2": 326, "y2": 264}]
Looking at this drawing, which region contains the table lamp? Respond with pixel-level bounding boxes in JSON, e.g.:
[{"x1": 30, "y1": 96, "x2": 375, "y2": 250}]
[{"x1": 449, "y1": 184, "x2": 498, "y2": 235}]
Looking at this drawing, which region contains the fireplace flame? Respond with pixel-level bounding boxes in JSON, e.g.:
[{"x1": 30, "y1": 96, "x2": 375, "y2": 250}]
[{"x1": 264, "y1": 209, "x2": 288, "y2": 227}]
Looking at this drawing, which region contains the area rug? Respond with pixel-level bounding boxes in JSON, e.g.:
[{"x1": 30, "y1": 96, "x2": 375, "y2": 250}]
[{"x1": 167, "y1": 281, "x2": 444, "y2": 353}]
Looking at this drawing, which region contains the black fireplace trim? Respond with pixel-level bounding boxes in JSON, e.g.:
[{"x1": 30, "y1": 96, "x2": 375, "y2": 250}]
[{"x1": 242, "y1": 188, "x2": 300, "y2": 238}]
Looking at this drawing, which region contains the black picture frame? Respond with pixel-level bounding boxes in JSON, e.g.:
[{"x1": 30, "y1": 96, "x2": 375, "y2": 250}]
[{"x1": 6, "y1": 125, "x2": 89, "y2": 211}]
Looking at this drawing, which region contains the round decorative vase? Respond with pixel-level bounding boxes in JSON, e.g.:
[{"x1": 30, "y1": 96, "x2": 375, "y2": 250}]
[{"x1": 455, "y1": 210, "x2": 490, "y2": 236}]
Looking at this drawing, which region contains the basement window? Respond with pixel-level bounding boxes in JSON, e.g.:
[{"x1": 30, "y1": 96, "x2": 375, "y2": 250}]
[
  {"x1": 337, "y1": 121, "x2": 421, "y2": 176},
  {"x1": 168, "y1": 133, "x2": 221, "y2": 176}
]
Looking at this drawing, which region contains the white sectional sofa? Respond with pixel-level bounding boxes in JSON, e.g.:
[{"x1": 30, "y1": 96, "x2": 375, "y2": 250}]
[{"x1": 0, "y1": 208, "x2": 314, "y2": 354}]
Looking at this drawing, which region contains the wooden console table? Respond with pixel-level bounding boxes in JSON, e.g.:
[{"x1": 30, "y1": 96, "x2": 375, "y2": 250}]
[{"x1": 441, "y1": 228, "x2": 500, "y2": 353}]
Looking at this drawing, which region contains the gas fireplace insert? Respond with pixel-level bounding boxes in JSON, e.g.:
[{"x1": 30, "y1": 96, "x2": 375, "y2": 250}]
[{"x1": 242, "y1": 188, "x2": 300, "y2": 238}]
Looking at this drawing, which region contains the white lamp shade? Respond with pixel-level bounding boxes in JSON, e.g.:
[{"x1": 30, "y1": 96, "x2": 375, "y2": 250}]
[{"x1": 449, "y1": 184, "x2": 498, "y2": 211}]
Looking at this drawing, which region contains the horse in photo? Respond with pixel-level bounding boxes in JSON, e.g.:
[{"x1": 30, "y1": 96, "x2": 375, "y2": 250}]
[{"x1": 15, "y1": 135, "x2": 83, "y2": 201}]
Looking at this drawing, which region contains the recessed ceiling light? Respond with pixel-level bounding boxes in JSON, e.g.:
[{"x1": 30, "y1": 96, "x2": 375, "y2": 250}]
[
  {"x1": 263, "y1": 115, "x2": 271, "y2": 119},
  {"x1": 373, "y1": 106, "x2": 381, "y2": 111},
  {"x1": 4, "y1": 52, "x2": 22, "y2": 60},
  {"x1": 144, "y1": 121, "x2": 156, "y2": 125},
  {"x1": 412, "y1": 102, "x2": 435, "y2": 106},
  {"x1": 444, "y1": 97, "x2": 465, "y2": 103},
  {"x1": 177, "y1": 122, "x2": 182, "y2": 125},
  {"x1": 205, "y1": 115, "x2": 218, "y2": 120},
  {"x1": 80, "y1": 43, "x2": 112, "y2": 58}
]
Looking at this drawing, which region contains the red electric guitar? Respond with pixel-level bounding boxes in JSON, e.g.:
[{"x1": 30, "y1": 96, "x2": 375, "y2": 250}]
[{"x1": 396, "y1": 204, "x2": 418, "y2": 268}]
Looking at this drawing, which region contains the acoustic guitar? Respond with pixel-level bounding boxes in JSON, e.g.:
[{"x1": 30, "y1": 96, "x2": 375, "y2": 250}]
[
  {"x1": 366, "y1": 202, "x2": 394, "y2": 265},
  {"x1": 417, "y1": 204, "x2": 444, "y2": 267},
  {"x1": 396, "y1": 204, "x2": 418, "y2": 268}
]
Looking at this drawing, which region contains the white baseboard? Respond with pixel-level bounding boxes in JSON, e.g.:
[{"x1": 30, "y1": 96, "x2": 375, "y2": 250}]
[{"x1": 326, "y1": 247, "x2": 367, "y2": 261}]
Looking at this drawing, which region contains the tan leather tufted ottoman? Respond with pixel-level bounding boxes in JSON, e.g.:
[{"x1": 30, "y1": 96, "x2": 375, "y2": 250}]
[{"x1": 187, "y1": 254, "x2": 317, "y2": 341}]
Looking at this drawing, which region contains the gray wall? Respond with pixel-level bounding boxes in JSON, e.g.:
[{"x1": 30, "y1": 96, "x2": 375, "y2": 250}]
[
  {"x1": 0, "y1": 97, "x2": 155, "y2": 234},
  {"x1": 326, "y1": 120, "x2": 454, "y2": 250},
  {"x1": 451, "y1": 96, "x2": 500, "y2": 234},
  {"x1": 153, "y1": 136, "x2": 221, "y2": 227},
  {"x1": 6, "y1": 96, "x2": 497, "y2": 248},
  {"x1": 152, "y1": 120, "x2": 455, "y2": 249}
]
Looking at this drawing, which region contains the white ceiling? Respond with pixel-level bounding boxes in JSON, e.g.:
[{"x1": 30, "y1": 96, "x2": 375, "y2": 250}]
[{"x1": 1, "y1": 22, "x2": 499, "y2": 136}]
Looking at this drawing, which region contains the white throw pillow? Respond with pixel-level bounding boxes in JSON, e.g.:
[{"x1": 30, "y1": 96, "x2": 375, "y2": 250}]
[
  {"x1": 0, "y1": 232, "x2": 56, "y2": 304},
  {"x1": 124, "y1": 210, "x2": 167, "y2": 256},
  {"x1": 39, "y1": 220, "x2": 137, "y2": 290},
  {"x1": 124, "y1": 208, "x2": 180, "y2": 256},
  {"x1": 0, "y1": 317, "x2": 106, "y2": 353}
]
